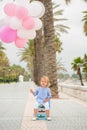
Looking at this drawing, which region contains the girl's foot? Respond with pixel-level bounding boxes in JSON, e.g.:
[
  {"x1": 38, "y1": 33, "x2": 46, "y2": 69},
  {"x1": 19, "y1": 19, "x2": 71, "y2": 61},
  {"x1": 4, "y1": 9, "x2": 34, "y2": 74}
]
[
  {"x1": 32, "y1": 117, "x2": 36, "y2": 121},
  {"x1": 47, "y1": 117, "x2": 52, "y2": 121}
]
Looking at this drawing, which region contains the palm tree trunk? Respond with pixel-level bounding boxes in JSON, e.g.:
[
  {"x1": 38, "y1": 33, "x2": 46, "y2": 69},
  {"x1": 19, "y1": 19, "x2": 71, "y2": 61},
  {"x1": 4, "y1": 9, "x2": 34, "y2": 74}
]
[
  {"x1": 42, "y1": 0, "x2": 58, "y2": 98},
  {"x1": 33, "y1": 30, "x2": 45, "y2": 85},
  {"x1": 77, "y1": 67, "x2": 84, "y2": 86}
]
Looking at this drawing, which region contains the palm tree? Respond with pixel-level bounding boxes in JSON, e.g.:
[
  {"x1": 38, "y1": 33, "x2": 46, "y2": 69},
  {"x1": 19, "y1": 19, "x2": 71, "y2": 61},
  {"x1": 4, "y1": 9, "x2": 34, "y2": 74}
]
[
  {"x1": 55, "y1": 35, "x2": 63, "y2": 53},
  {"x1": 83, "y1": 53, "x2": 87, "y2": 63},
  {"x1": 0, "y1": 42, "x2": 10, "y2": 81},
  {"x1": 83, "y1": 64, "x2": 87, "y2": 81},
  {"x1": 71, "y1": 57, "x2": 84, "y2": 86},
  {"x1": 82, "y1": 54, "x2": 87, "y2": 80},
  {"x1": 53, "y1": 3, "x2": 69, "y2": 36},
  {"x1": 39, "y1": 0, "x2": 58, "y2": 98},
  {"x1": 82, "y1": 11, "x2": 87, "y2": 35},
  {"x1": 0, "y1": 42, "x2": 5, "y2": 51},
  {"x1": 0, "y1": 42, "x2": 9, "y2": 69},
  {"x1": 18, "y1": 40, "x2": 34, "y2": 79}
]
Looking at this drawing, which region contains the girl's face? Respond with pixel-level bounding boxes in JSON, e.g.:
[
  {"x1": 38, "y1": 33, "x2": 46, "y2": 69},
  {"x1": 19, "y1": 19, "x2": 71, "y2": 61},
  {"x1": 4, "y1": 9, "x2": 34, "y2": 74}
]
[{"x1": 40, "y1": 78, "x2": 48, "y2": 88}]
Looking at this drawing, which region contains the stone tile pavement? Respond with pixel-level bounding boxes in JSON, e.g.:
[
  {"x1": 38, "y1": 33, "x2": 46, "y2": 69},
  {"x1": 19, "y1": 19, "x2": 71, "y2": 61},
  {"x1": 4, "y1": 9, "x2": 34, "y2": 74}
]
[
  {"x1": 0, "y1": 82, "x2": 29, "y2": 130},
  {"x1": 0, "y1": 81, "x2": 87, "y2": 130}
]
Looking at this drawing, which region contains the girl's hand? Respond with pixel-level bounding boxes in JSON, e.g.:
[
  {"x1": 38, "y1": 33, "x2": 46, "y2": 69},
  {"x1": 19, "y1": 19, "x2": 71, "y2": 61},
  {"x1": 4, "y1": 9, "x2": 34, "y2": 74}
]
[
  {"x1": 30, "y1": 89, "x2": 34, "y2": 94},
  {"x1": 44, "y1": 98, "x2": 49, "y2": 102}
]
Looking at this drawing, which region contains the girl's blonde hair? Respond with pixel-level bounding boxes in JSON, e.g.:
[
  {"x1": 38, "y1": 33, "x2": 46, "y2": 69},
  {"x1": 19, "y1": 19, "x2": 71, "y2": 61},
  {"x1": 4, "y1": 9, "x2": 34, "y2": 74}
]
[{"x1": 40, "y1": 76, "x2": 50, "y2": 87}]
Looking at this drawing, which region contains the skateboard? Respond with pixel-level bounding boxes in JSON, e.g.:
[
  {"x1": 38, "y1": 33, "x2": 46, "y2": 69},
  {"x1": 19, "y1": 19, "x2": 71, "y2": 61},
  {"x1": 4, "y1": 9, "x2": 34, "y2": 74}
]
[{"x1": 36, "y1": 104, "x2": 47, "y2": 120}]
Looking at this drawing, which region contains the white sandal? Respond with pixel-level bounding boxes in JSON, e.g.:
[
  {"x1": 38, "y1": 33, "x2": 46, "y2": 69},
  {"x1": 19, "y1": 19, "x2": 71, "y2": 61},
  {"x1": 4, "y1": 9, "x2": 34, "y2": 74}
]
[
  {"x1": 47, "y1": 117, "x2": 52, "y2": 121},
  {"x1": 32, "y1": 117, "x2": 36, "y2": 121}
]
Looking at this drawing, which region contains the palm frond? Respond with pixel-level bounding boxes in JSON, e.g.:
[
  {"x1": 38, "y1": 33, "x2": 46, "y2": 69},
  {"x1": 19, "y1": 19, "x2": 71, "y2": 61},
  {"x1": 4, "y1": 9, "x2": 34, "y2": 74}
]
[
  {"x1": 53, "y1": 3, "x2": 69, "y2": 36},
  {"x1": 53, "y1": 10, "x2": 64, "y2": 16},
  {"x1": 82, "y1": 10, "x2": 87, "y2": 35},
  {"x1": 65, "y1": 0, "x2": 71, "y2": 4},
  {"x1": 55, "y1": 24, "x2": 70, "y2": 34},
  {"x1": 54, "y1": 17, "x2": 67, "y2": 22},
  {"x1": 52, "y1": 3, "x2": 60, "y2": 9},
  {"x1": 0, "y1": 42, "x2": 5, "y2": 50}
]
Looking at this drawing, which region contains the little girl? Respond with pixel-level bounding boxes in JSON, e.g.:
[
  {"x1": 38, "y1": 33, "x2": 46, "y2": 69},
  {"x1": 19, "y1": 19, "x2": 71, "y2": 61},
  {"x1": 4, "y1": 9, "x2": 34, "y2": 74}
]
[{"x1": 30, "y1": 76, "x2": 52, "y2": 121}]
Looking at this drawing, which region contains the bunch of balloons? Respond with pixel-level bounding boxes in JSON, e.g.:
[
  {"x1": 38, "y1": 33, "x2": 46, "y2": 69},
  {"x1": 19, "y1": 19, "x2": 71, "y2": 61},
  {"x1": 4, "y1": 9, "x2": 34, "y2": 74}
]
[{"x1": 0, "y1": 0, "x2": 45, "y2": 48}]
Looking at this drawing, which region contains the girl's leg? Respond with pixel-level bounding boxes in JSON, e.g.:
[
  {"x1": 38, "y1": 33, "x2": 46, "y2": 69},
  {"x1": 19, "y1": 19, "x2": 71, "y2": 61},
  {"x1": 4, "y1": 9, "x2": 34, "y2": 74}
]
[
  {"x1": 34, "y1": 109, "x2": 38, "y2": 117},
  {"x1": 44, "y1": 102, "x2": 50, "y2": 117},
  {"x1": 46, "y1": 110, "x2": 51, "y2": 120},
  {"x1": 33, "y1": 101, "x2": 39, "y2": 117},
  {"x1": 45, "y1": 109, "x2": 50, "y2": 117}
]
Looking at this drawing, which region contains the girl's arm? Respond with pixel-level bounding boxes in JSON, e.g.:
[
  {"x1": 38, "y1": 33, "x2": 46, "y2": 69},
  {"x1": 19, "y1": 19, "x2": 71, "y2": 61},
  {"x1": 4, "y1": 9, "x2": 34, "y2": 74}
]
[
  {"x1": 30, "y1": 87, "x2": 39, "y2": 96},
  {"x1": 44, "y1": 97, "x2": 51, "y2": 102},
  {"x1": 44, "y1": 88, "x2": 52, "y2": 102},
  {"x1": 30, "y1": 89, "x2": 34, "y2": 95}
]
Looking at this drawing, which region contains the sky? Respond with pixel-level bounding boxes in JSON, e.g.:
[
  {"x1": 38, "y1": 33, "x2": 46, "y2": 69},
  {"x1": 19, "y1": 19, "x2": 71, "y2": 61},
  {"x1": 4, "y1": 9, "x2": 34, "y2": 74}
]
[{"x1": 0, "y1": 0, "x2": 87, "y2": 74}]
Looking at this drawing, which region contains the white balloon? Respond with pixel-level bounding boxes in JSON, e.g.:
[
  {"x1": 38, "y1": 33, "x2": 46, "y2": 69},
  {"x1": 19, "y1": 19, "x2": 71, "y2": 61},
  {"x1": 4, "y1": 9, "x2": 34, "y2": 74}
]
[
  {"x1": 29, "y1": 1, "x2": 45, "y2": 18},
  {"x1": 17, "y1": 28, "x2": 36, "y2": 39},
  {"x1": 28, "y1": 30, "x2": 36, "y2": 40},
  {"x1": 34, "y1": 18, "x2": 42, "y2": 30},
  {"x1": 5, "y1": 16, "x2": 14, "y2": 25},
  {"x1": 17, "y1": 28, "x2": 28, "y2": 39},
  {"x1": 15, "y1": 0, "x2": 29, "y2": 8},
  {"x1": 0, "y1": 18, "x2": 5, "y2": 28},
  {"x1": 8, "y1": 17, "x2": 22, "y2": 30},
  {"x1": 15, "y1": 0, "x2": 29, "y2": 3},
  {"x1": 36, "y1": 1, "x2": 45, "y2": 18}
]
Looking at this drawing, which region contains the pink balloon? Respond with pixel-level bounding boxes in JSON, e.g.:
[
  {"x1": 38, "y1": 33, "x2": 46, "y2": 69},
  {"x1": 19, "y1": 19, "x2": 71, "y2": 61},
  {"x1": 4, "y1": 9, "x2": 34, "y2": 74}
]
[
  {"x1": 15, "y1": 37, "x2": 27, "y2": 48},
  {"x1": 0, "y1": 32, "x2": 1, "y2": 39},
  {"x1": 16, "y1": 6, "x2": 29, "y2": 19},
  {"x1": 22, "y1": 16, "x2": 35, "y2": 29},
  {"x1": 4, "y1": 3, "x2": 17, "y2": 17},
  {"x1": 0, "y1": 26, "x2": 17, "y2": 43}
]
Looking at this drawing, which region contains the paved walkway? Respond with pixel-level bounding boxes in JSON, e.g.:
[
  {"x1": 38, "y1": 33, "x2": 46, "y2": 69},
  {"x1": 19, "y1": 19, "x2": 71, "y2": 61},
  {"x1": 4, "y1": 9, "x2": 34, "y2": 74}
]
[
  {"x1": 0, "y1": 81, "x2": 87, "y2": 130},
  {"x1": 0, "y1": 82, "x2": 29, "y2": 130}
]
